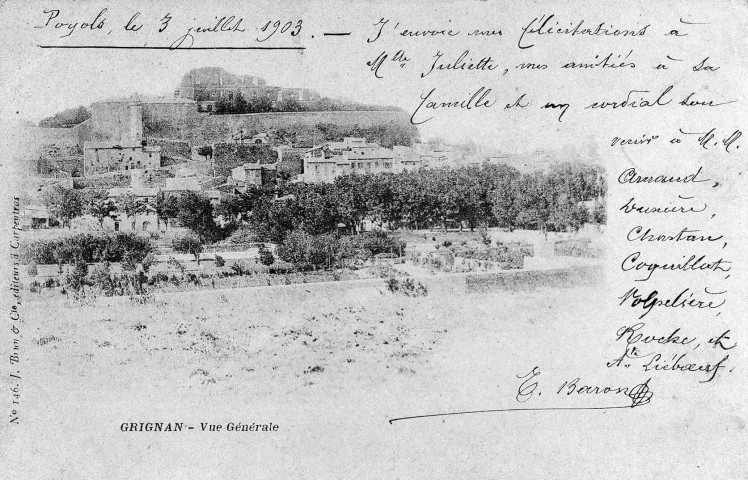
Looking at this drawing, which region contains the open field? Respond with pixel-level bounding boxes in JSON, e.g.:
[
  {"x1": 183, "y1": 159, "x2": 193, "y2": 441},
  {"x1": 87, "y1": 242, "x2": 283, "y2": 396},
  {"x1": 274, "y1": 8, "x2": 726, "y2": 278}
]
[{"x1": 6, "y1": 263, "x2": 742, "y2": 479}]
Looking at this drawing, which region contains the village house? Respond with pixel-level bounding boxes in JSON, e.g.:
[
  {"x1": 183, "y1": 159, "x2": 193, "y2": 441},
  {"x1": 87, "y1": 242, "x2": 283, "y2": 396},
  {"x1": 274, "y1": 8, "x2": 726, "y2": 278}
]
[
  {"x1": 231, "y1": 162, "x2": 277, "y2": 189},
  {"x1": 83, "y1": 142, "x2": 161, "y2": 175},
  {"x1": 105, "y1": 186, "x2": 160, "y2": 232}
]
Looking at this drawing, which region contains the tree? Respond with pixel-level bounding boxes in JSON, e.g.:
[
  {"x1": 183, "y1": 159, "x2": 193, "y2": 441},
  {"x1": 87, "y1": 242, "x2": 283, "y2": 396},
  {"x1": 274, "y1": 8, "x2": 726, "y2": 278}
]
[
  {"x1": 249, "y1": 95, "x2": 274, "y2": 113},
  {"x1": 276, "y1": 231, "x2": 341, "y2": 269},
  {"x1": 175, "y1": 192, "x2": 223, "y2": 242},
  {"x1": 155, "y1": 192, "x2": 180, "y2": 231},
  {"x1": 41, "y1": 185, "x2": 83, "y2": 228},
  {"x1": 38, "y1": 106, "x2": 91, "y2": 128},
  {"x1": 83, "y1": 189, "x2": 117, "y2": 230},
  {"x1": 118, "y1": 193, "x2": 149, "y2": 231},
  {"x1": 172, "y1": 235, "x2": 204, "y2": 263},
  {"x1": 276, "y1": 99, "x2": 305, "y2": 112},
  {"x1": 197, "y1": 145, "x2": 213, "y2": 159},
  {"x1": 592, "y1": 199, "x2": 606, "y2": 225}
]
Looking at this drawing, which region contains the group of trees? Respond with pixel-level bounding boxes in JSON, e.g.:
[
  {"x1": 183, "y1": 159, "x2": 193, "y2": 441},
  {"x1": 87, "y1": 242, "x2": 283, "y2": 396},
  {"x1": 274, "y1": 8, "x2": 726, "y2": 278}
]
[
  {"x1": 213, "y1": 91, "x2": 401, "y2": 116},
  {"x1": 216, "y1": 162, "x2": 606, "y2": 246},
  {"x1": 38, "y1": 162, "x2": 605, "y2": 269},
  {"x1": 38, "y1": 106, "x2": 91, "y2": 128},
  {"x1": 23, "y1": 233, "x2": 153, "y2": 266},
  {"x1": 40, "y1": 186, "x2": 223, "y2": 241}
]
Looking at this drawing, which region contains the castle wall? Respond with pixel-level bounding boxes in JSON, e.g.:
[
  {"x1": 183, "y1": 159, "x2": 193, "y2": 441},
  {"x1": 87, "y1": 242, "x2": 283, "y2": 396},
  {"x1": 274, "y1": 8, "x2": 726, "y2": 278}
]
[
  {"x1": 156, "y1": 110, "x2": 411, "y2": 144},
  {"x1": 91, "y1": 101, "x2": 143, "y2": 143},
  {"x1": 147, "y1": 138, "x2": 192, "y2": 159}
]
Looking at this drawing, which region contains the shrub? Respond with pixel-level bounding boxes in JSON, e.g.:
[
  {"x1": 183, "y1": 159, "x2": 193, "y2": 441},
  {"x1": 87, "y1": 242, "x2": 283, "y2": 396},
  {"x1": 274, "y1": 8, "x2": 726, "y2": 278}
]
[
  {"x1": 121, "y1": 251, "x2": 138, "y2": 271},
  {"x1": 442, "y1": 240, "x2": 452, "y2": 248},
  {"x1": 27, "y1": 263, "x2": 38, "y2": 277},
  {"x1": 141, "y1": 253, "x2": 158, "y2": 273},
  {"x1": 90, "y1": 262, "x2": 113, "y2": 292},
  {"x1": 43, "y1": 278, "x2": 58, "y2": 289},
  {"x1": 65, "y1": 259, "x2": 89, "y2": 291},
  {"x1": 353, "y1": 231, "x2": 406, "y2": 257},
  {"x1": 22, "y1": 233, "x2": 153, "y2": 265},
  {"x1": 29, "y1": 280, "x2": 41, "y2": 293},
  {"x1": 400, "y1": 278, "x2": 428, "y2": 297},
  {"x1": 277, "y1": 231, "x2": 340, "y2": 269},
  {"x1": 230, "y1": 261, "x2": 248, "y2": 276},
  {"x1": 258, "y1": 245, "x2": 275, "y2": 266},
  {"x1": 172, "y1": 235, "x2": 204, "y2": 263},
  {"x1": 387, "y1": 277, "x2": 428, "y2": 297},
  {"x1": 214, "y1": 255, "x2": 226, "y2": 267},
  {"x1": 167, "y1": 256, "x2": 186, "y2": 274},
  {"x1": 478, "y1": 225, "x2": 492, "y2": 246},
  {"x1": 147, "y1": 272, "x2": 170, "y2": 285}
]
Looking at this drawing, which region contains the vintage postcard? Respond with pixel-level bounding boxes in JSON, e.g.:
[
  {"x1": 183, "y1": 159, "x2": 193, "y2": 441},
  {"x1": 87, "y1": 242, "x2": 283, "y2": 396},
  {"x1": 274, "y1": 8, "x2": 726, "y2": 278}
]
[{"x1": 1, "y1": 0, "x2": 745, "y2": 478}]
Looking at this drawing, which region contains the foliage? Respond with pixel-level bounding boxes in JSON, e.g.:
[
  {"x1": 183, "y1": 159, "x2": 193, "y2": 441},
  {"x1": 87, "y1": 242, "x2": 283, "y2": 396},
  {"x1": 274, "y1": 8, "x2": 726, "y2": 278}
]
[
  {"x1": 22, "y1": 233, "x2": 153, "y2": 265},
  {"x1": 172, "y1": 234, "x2": 204, "y2": 262},
  {"x1": 592, "y1": 199, "x2": 607, "y2": 225},
  {"x1": 141, "y1": 253, "x2": 157, "y2": 273},
  {"x1": 82, "y1": 189, "x2": 117, "y2": 229},
  {"x1": 155, "y1": 193, "x2": 181, "y2": 231},
  {"x1": 41, "y1": 185, "x2": 83, "y2": 228},
  {"x1": 90, "y1": 262, "x2": 113, "y2": 291},
  {"x1": 276, "y1": 231, "x2": 341, "y2": 269},
  {"x1": 258, "y1": 245, "x2": 275, "y2": 266},
  {"x1": 38, "y1": 106, "x2": 90, "y2": 128},
  {"x1": 349, "y1": 231, "x2": 406, "y2": 257},
  {"x1": 230, "y1": 162, "x2": 604, "y2": 241},
  {"x1": 174, "y1": 192, "x2": 225, "y2": 243},
  {"x1": 197, "y1": 145, "x2": 213, "y2": 158},
  {"x1": 214, "y1": 254, "x2": 226, "y2": 267},
  {"x1": 477, "y1": 225, "x2": 491, "y2": 246},
  {"x1": 118, "y1": 192, "x2": 149, "y2": 231},
  {"x1": 385, "y1": 277, "x2": 428, "y2": 297},
  {"x1": 65, "y1": 259, "x2": 89, "y2": 291}
]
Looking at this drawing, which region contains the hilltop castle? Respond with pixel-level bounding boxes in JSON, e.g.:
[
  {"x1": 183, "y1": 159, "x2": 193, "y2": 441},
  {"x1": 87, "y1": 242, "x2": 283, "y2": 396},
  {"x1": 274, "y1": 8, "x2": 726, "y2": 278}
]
[{"x1": 174, "y1": 67, "x2": 321, "y2": 112}]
